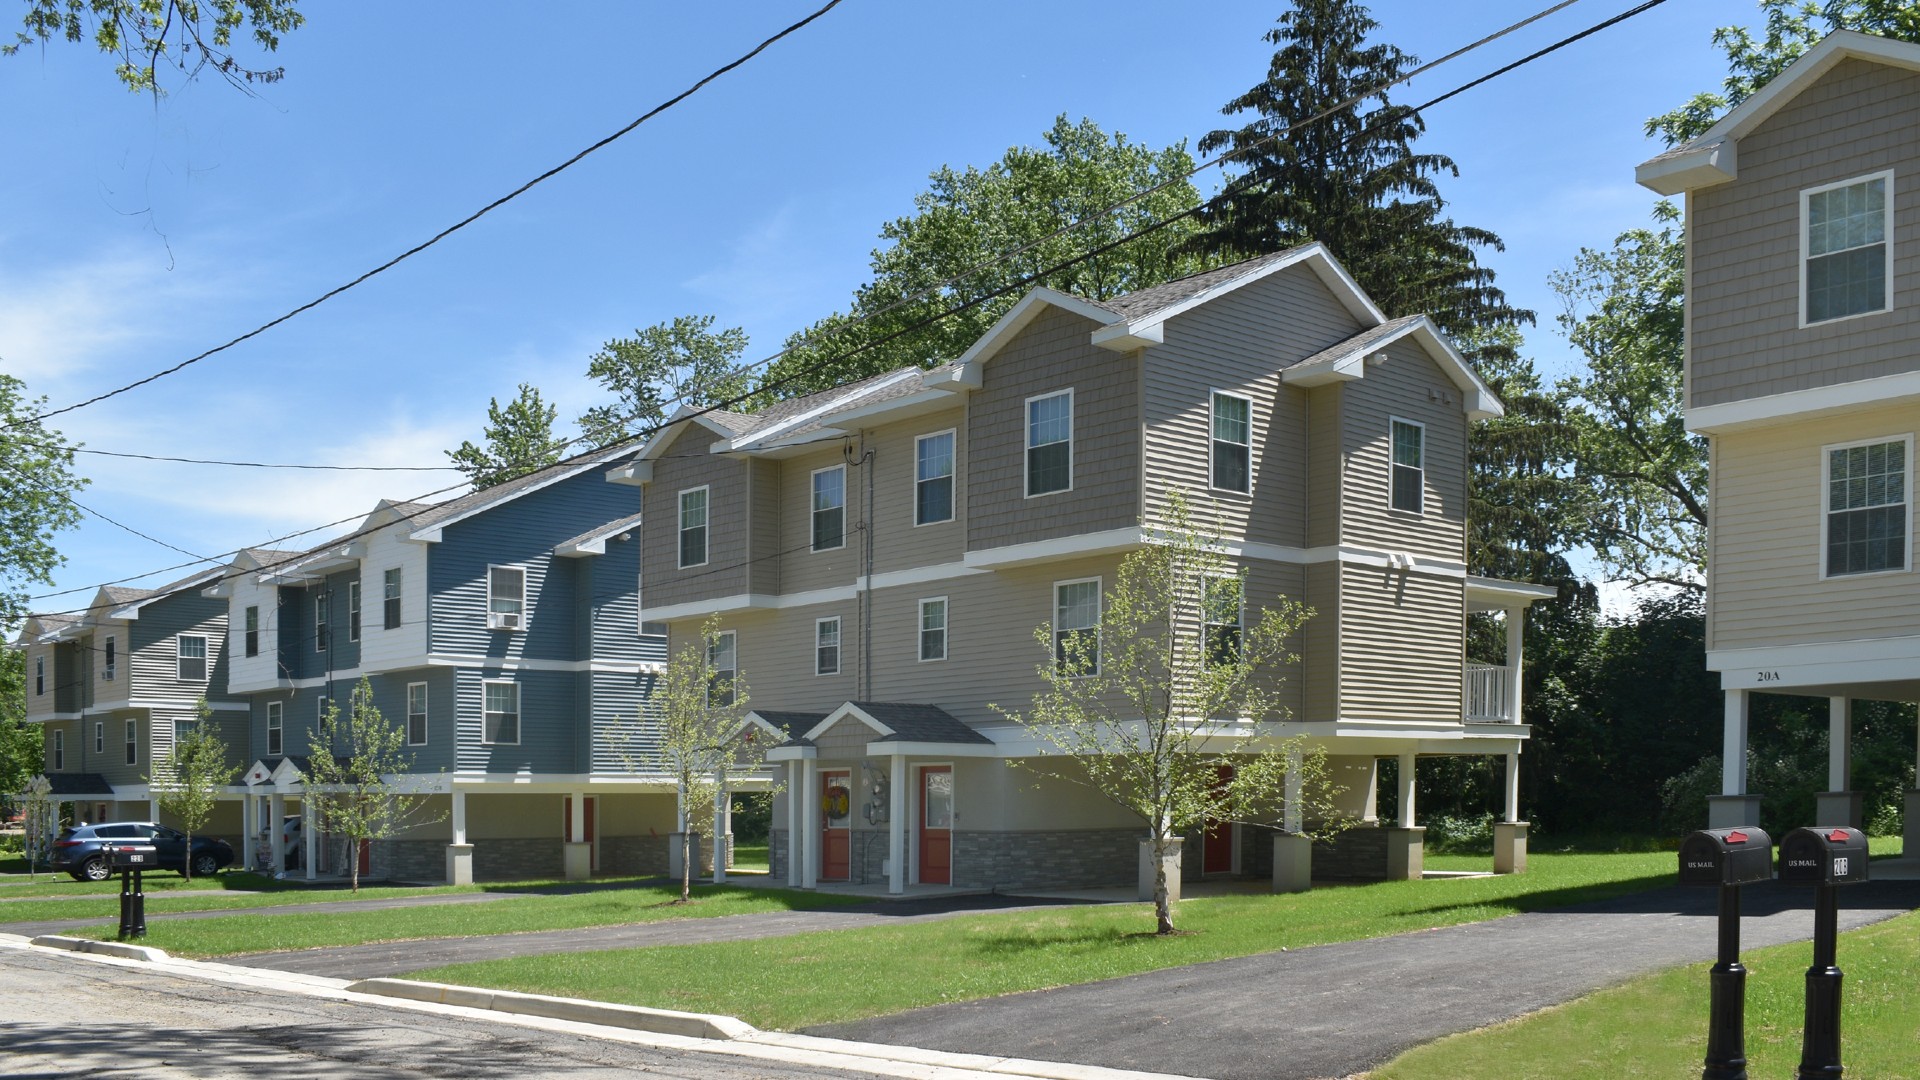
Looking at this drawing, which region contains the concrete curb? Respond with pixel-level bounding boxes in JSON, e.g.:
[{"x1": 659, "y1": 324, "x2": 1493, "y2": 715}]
[
  {"x1": 346, "y1": 978, "x2": 757, "y2": 1041},
  {"x1": 30, "y1": 934, "x2": 168, "y2": 963}
]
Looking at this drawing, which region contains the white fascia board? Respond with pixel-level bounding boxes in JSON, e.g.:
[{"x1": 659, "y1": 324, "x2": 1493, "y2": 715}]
[
  {"x1": 263, "y1": 540, "x2": 369, "y2": 584},
  {"x1": 766, "y1": 745, "x2": 818, "y2": 761},
  {"x1": 726, "y1": 369, "x2": 921, "y2": 452},
  {"x1": 962, "y1": 527, "x2": 1147, "y2": 570},
  {"x1": 1687, "y1": 369, "x2": 1920, "y2": 434},
  {"x1": 634, "y1": 407, "x2": 740, "y2": 462},
  {"x1": 1408, "y1": 320, "x2": 1502, "y2": 420},
  {"x1": 1709, "y1": 635, "x2": 1920, "y2": 693},
  {"x1": 606, "y1": 460, "x2": 653, "y2": 487},
  {"x1": 804, "y1": 702, "x2": 894, "y2": 742},
  {"x1": 950, "y1": 288, "x2": 1120, "y2": 381},
  {"x1": 755, "y1": 385, "x2": 965, "y2": 446},
  {"x1": 641, "y1": 585, "x2": 859, "y2": 624},
  {"x1": 107, "y1": 566, "x2": 229, "y2": 620},
  {"x1": 1465, "y1": 576, "x2": 1559, "y2": 610},
  {"x1": 865, "y1": 740, "x2": 1003, "y2": 758},
  {"x1": 1636, "y1": 138, "x2": 1737, "y2": 195},
  {"x1": 1088, "y1": 320, "x2": 1164, "y2": 351}
]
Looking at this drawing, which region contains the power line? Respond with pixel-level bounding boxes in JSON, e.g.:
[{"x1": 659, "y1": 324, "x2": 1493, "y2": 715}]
[
  {"x1": 18, "y1": 442, "x2": 461, "y2": 472},
  {"x1": 8, "y1": 0, "x2": 845, "y2": 432}
]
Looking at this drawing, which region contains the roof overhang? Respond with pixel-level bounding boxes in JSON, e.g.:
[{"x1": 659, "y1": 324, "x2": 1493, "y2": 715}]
[
  {"x1": 1465, "y1": 576, "x2": 1559, "y2": 612},
  {"x1": 103, "y1": 566, "x2": 226, "y2": 620},
  {"x1": 1283, "y1": 316, "x2": 1502, "y2": 421}
]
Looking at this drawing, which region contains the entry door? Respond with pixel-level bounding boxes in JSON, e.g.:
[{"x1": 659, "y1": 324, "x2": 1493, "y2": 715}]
[
  {"x1": 357, "y1": 838, "x2": 371, "y2": 876},
  {"x1": 563, "y1": 797, "x2": 599, "y2": 871},
  {"x1": 821, "y1": 770, "x2": 852, "y2": 881},
  {"x1": 919, "y1": 766, "x2": 953, "y2": 885},
  {"x1": 1203, "y1": 764, "x2": 1234, "y2": 874}
]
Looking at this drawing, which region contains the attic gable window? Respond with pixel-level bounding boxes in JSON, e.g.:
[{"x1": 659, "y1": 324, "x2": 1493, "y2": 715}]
[
  {"x1": 488, "y1": 566, "x2": 526, "y2": 630},
  {"x1": 1803, "y1": 172, "x2": 1892, "y2": 325},
  {"x1": 1390, "y1": 419, "x2": 1425, "y2": 514},
  {"x1": 1211, "y1": 392, "x2": 1252, "y2": 493},
  {"x1": 1026, "y1": 390, "x2": 1073, "y2": 497}
]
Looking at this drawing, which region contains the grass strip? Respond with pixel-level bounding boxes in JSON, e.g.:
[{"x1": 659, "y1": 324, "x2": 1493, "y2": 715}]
[
  {"x1": 1373, "y1": 907, "x2": 1920, "y2": 1079},
  {"x1": 409, "y1": 850, "x2": 1675, "y2": 1030}
]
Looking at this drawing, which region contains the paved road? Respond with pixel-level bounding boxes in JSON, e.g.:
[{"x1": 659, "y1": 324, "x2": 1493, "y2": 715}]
[{"x1": 811, "y1": 880, "x2": 1920, "y2": 1080}]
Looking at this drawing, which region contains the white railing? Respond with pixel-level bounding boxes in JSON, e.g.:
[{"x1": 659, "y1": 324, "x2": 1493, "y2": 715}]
[{"x1": 1464, "y1": 663, "x2": 1515, "y2": 723}]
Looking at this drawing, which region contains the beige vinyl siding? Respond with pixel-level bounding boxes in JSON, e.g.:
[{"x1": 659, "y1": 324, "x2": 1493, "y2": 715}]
[
  {"x1": 747, "y1": 458, "x2": 782, "y2": 595},
  {"x1": 1300, "y1": 561, "x2": 1340, "y2": 722},
  {"x1": 642, "y1": 424, "x2": 749, "y2": 608},
  {"x1": 1691, "y1": 58, "x2": 1920, "y2": 407},
  {"x1": 91, "y1": 619, "x2": 131, "y2": 710},
  {"x1": 776, "y1": 445, "x2": 863, "y2": 595},
  {"x1": 967, "y1": 307, "x2": 1140, "y2": 550},
  {"x1": 1337, "y1": 566, "x2": 1464, "y2": 723},
  {"x1": 1709, "y1": 405, "x2": 1919, "y2": 650},
  {"x1": 868, "y1": 407, "x2": 967, "y2": 577},
  {"x1": 1336, "y1": 340, "x2": 1469, "y2": 562},
  {"x1": 951, "y1": 761, "x2": 1141, "y2": 831},
  {"x1": 1306, "y1": 386, "x2": 1344, "y2": 549},
  {"x1": 1140, "y1": 263, "x2": 1365, "y2": 545}
]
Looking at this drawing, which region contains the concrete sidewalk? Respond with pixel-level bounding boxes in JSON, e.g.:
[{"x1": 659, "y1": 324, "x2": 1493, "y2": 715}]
[{"x1": 809, "y1": 879, "x2": 1920, "y2": 1080}]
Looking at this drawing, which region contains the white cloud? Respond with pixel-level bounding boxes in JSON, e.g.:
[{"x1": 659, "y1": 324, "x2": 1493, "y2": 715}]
[{"x1": 0, "y1": 247, "x2": 231, "y2": 392}]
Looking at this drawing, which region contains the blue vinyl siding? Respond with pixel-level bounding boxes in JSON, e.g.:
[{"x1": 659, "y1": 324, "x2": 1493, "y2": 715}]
[
  {"x1": 591, "y1": 668, "x2": 662, "y2": 774},
  {"x1": 454, "y1": 668, "x2": 579, "y2": 774},
  {"x1": 589, "y1": 538, "x2": 649, "y2": 663}
]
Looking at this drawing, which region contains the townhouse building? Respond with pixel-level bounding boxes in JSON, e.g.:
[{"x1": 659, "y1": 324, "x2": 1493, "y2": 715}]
[
  {"x1": 1637, "y1": 30, "x2": 1920, "y2": 854},
  {"x1": 627, "y1": 246, "x2": 1551, "y2": 895}
]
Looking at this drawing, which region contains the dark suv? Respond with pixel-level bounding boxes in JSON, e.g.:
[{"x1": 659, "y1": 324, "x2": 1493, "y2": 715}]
[{"x1": 52, "y1": 822, "x2": 236, "y2": 881}]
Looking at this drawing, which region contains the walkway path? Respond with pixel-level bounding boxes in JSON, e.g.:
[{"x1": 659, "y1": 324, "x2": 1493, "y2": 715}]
[{"x1": 810, "y1": 880, "x2": 1920, "y2": 1080}]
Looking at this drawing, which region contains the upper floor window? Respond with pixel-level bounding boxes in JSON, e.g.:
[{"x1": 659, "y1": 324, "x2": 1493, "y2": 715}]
[
  {"x1": 50, "y1": 729, "x2": 63, "y2": 771},
  {"x1": 815, "y1": 617, "x2": 841, "y2": 676},
  {"x1": 1027, "y1": 390, "x2": 1073, "y2": 497},
  {"x1": 318, "y1": 694, "x2": 330, "y2": 729},
  {"x1": 407, "y1": 682, "x2": 429, "y2": 746},
  {"x1": 1054, "y1": 578, "x2": 1101, "y2": 676},
  {"x1": 177, "y1": 635, "x2": 207, "y2": 681},
  {"x1": 94, "y1": 721, "x2": 103, "y2": 754},
  {"x1": 1203, "y1": 574, "x2": 1245, "y2": 669},
  {"x1": 919, "y1": 597, "x2": 947, "y2": 662},
  {"x1": 708, "y1": 630, "x2": 737, "y2": 706},
  {"x1": 812, "y1": 465, "x2": 846, "y2": 551},
  {"x1": 679, "y1": 487, "x2": 709, "y2": 569},
  {"x1": 244, "y1": 606, "x2": 260, "y2": 657},
  {"x1": 916, "y1": 431, "x2": 955, "y2": 525},
  {"x1": 103, "y1": 636, "x2": 115, "y2": 682},
  {"x1": 1390, "y1": 419, "x2": 1424, "y2": 514},
  {"x1": 1825, "y1": 437, "x2": 1909, "y2": 577},
  {"x1": 124, "y1": 719, "x2": 138, "y2": 765},
  {"x1": 488, "y1": 566, "x2": 526, "y2": 630},
  {"x1": 348, "y1": 581, "x2": 362, "y2": 642},
  {"x1": 383, "y1": 568, "x2": 403, "y2": 629},
  {"x1": 34, "y1": 655, "x2": 43, "y2": 696},
  {"x1": 1804, "y1": 172, "x2": 1892, "y2": 325},
  {"x1": 483, "y1": 680, "x2": 519, "y2": 744},
  {"x1": 267, "y1": 700, "x2": 283, "y2": 756},
  {"x1": 1211, "y1": 392, "x2": 1252, "y2": 493},
  {"x1": 314, "y1": 590, "x2": 330, "y2": 653}
]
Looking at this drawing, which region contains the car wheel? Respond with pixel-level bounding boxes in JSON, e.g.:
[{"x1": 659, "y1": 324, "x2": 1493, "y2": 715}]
[
  {"x1": 79, "y1": 856, "x2": 111, "y2": 882},
  {"x1": 190, "y1": 852, "x2": 221, "y2": 877}
]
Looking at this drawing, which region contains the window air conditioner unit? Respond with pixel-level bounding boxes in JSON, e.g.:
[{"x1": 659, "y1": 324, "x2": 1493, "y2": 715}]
[{"x1": 489, "y1": 612, "x2": 522, "y2": 630}]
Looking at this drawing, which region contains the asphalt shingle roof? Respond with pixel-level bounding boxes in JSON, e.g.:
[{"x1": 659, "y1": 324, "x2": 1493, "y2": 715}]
[
  {"x1": 1291, "y1": 314, "x2": 1426, "y2": 371},
  {"x1": 851, "y1": 702, "x2": 991, "y2": 745},
  {"x1": 1101, "y1": 248, "x2": 1310, "y2": 320}
]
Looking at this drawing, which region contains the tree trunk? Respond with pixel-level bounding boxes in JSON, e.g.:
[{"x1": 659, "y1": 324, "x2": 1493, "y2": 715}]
[
  {"x1": 681, "y1": 831, "x2": 692, "y2": 902},
  {"x1": 351, "y1": 840, "x2": 360, "y2": 893},
  {"x1": 1153, "y1": 831, "x2": 1175, "y2": 935},
  {"x1": 183, "y1": 827, "x2": 193, "y2": 883}
]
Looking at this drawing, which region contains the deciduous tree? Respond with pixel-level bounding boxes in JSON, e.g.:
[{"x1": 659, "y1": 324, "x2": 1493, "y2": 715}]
[
  {"x1": 5, "y1": 0, "x2": 304, "y2": 94},
  {"x1": 0, "y1": 373, "x2": 87, "y2": 633},
  {"x1": 578, "y1": 315, "x2": 751, "y2": 450},
  {"x1": 303, "y1": 677, "x2": 442, "y2": 892},
  {"x1": 446, "y1": 383, "x2": 562, "y2": 491},
  {"x1": 147, "y1": 697, "x2": 238, "y2": 880}
]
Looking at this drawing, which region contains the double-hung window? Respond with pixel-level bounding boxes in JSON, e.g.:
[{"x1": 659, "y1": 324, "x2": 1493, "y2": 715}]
[
  {"x1": 1026, "y1": 390, "x2": 1073, "y2": 496},
  {"x1": 1203, "y1": 574, "x2": 1245, "y2": 669},
  {"x1": 317, "y1": 695, "x2": 330, "y2": 729},
  {"x1": 483, "y1": 680, "x2": 519, "y2": 744},
  {"x1": 708, "y1": 630, "x2": 737, "y2": 706},
  {"x1": 407, "y1": 682, "x2": 429, "y2": 746},
  {"x1": 103, "y1": 636, "x2": 115, "y2": 682},
  {"x1": 314, "y1": 590, "x2": 330, "y2": 652},
  {"x1": 94, "y1": 721, "x2": 103, "y2": 754},
  {"x1": 50, "y1": 730, "x2": 63, "y2": 771},
  {"x1": 34, "y1": 655, "x2": 43, "y2": 696},
  {"x1": 679, "y1": 487, "x2": 709, "y2": 568},
  {"x1": 124, "y1": 720, "x2": 138, "y2": 766},
  {"x1": 915, "y1": 431, "x2": 955, "y2": 525},
  {"x1": 488, "y1": 566, "x2": 525, "y2": 630},
  {"x1": 815, "y1": 617, "x2": 841, "y2": 676},
  {"x1": 919, "y1": 597, "x2": 947, "y2": 662},
  {"x1": 348, "y1": 581, "x2": 362, "y2": 642},
  {"x1": 812, "y1": 465, "x2": 846, "y2": 551},
  {"x1": 267, "y1": 700, "x2": 283, "y2": 756},
  {"x1": 1825, "y1": 437, "x2": 1909, "y2": 577},
  {"x1": 1053, "y1": 579, "x2": 1101, "y2": 676},
  {"x1": 176, "y1": 635, "x2": 207, "y2": 681},
  {"x1": 244, "y1": 606, "x2": 260, "y2": 657},
  {"x1": 1390, "y1": 419, "x2": 1425, "y2": 513},
  {"x1": 1804, "y1": 171, "x2": 1892, "y2": 325},
  {"x1": 1211, "y1": 392, "x2": 1252, "y2": 493},
  {"x1": 383, "y1": 568, "x2": 403, "y2": 629}
]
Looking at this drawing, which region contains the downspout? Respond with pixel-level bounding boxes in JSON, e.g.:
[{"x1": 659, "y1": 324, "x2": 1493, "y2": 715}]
[{"x1": 861, "y1": 432, "x2": 875, "y2": 700}]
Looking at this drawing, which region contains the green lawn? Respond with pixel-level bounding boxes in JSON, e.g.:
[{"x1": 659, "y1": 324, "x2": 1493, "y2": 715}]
[
  {"x1": 731, "y1": 844, "x2": 770, "y2": 873},
  {"x1": 410, "y1": 850, "x2": 1676, "y2": 1030},
  {"x1": 1374, "y1": 907, "x2": 1920, "y2": 1079}
]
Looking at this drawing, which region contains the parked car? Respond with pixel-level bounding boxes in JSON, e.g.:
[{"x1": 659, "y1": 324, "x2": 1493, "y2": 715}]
[{"x1": 52, "y1": 822, "x2": 235, "y2": 881}]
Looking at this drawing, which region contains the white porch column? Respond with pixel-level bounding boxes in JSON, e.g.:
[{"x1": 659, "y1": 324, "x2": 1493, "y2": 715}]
[
  {"x1": 721, "y1": 787, "x2": 734, "y2": 870},
  {"x1": 1505, "y1": 607, "x2": 1525, "y2": 721},
  {"x1": 302, "y1": 797, "x2": 316, "y2": 880},
  {"x1": 1396, "y1": 752, "x2": 1416, "y2": 829},
  {"x1": 564, "y1": 790, "x2": 591, "y2": 881},
  {"x1": 711, "y1": 774, "x2": 728, "y2": 884},
  {"x1": 1709, "y1": 690, "x2": 1762, "y2": 828},
  {"x1": 801, "y1": 759, "x2": 820, "y2": 889},
  {"x1": 1828, "y1": 697, "x2": 1852, "y2": 792},
  {"x1": 887, "y1": 753, "x2": 906, "y2": 894},
  {"x1": 269, "y1": 792, "x2": 286, "y2": 872},
  {"x1": 446, "y1": 787, "x2": 473, "y2": 886},
  {"x1": 242, "y1": 795, "x2": 257, "y2": 871},
  {"x1": 785, "y1": 760, "x2": 802, "y2": 887},
  {"x1": 149, "y1": 796, "x2": 161, "y2": 822},
  {"x1": 1494, "y1": 751, "x2": 1529, "y2": 875},
  {"x1": 1504, "y1": 752, "x2": 1521, "y2": 824},
  {"x1": 452, "y1": 788, "x2": 468, "y2": 845}
]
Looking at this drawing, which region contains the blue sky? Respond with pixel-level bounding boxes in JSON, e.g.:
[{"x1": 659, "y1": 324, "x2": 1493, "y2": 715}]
[{"x1": 4, "y1": 0, "x2": 1750, "y2": 616}]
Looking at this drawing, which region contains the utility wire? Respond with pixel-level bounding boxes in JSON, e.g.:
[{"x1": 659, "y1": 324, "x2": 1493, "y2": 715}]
[{"x1": 17, "y1": 442, "x2": 461, "y2": 471}]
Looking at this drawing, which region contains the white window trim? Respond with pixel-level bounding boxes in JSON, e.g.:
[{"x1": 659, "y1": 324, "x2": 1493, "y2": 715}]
[
  {"x1": 487, "y1": 563, "x2": 528, "y2": 631},
  {"x1": 1208, "y1": 389, "x2": 1255, "y2": 496},
  {"x1": 1024, "y1": 388, "x2": 1075, "y2": 499},
  {"x1": 244, "y1": 606, "x2": 260, "y2": 657},
  {"x1": 1388, "y1": 416, "x2": 1426, "y2": 516},
  {"x1": 348, "y1": 580, "x2": 362, "y2": 642},
  {"x1": 708, "y1": 629, "x2": 738, "y2": 706},
  {"x1": 811, "y1": 464, "x2": 848, "y2": 553},
  {"x1": 34, "y1": 655, "x2": 43, "y2": 696},
  {"x1": 1202, "y1": 571, "x2": 1248, "y2": 669},
  {"x1": 318, "y1": 694, "x2": 331, "y2": 730},
  {"x1": 1053, "y1": 576, "x2": 1103, "y2": 678},
  {"x1": 678, "y1": 485, "x2": 710, "y2": 569},
  {"x1": 124, "y1": 719, "x2": 138, "y2": 765},
  {"x1": 407, "y1": 681, "x2": 429, "y2": 747},
  {"x1": 314, "y1": 589, "x2": 329, "y2": 654},
  {"x1": 383, "y1": 567, "x2": 403, "y2": 630},
  {"x1": 1817, "y1": 433, "x2": 1914, "y2": 581},
  {"x1": 1798, "y1": 169, "x2": 1895, "y2": 329},
  {"x1": 266, "y1": 700, "x2": 283, "y2": 756},
  {"x1": 914, "y1": 429, "x2": 958, "y2": 527},
  {"x1": 814, "y1": 616, "x2": 842, "y2": 676},
  {"x1": 94, "y1": 721, "x2": 103, "y2": 754},
  {"x1": 481, "y1": 678, "x2": 520, "y2": 746},
  {"x1": 918, "y1": 596, "x2": 948, "y2": 663},
  {"x1": 176, "y1": 633, "x2": 207, "y2": 682},
  {"x1": 103, "y1": 635, "x2": 116, "y2": 682}
]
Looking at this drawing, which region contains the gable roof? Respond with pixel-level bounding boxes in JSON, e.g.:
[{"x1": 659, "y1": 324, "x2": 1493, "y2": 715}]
[
  {"x1": 1637, "y1": 30, "x2": 1920, "y2": 194},
  {"x1": 408, "y1": 442, "x2": 640, "y2": 541},
  {"x1": 556, "y1": 511, "x2": 645, "y2": 558},
  {"x1": 802, "y1": 701, "x2": 991, "y2": 745},
  {"x1": 1283, "y1": 314, "x2": 1503, "y2": 420}
]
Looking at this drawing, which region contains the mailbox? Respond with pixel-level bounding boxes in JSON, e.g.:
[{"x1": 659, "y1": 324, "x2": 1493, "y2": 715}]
[
  {"x1": 1678, "y1": 827, "x2": 1773, "y2": 887},
  {"x1": 1778, "y1": 826, "x2": 1869, "y2": 886},
  {"x1": 104, "y1": 843, "x2": 157, "y2": 871}
]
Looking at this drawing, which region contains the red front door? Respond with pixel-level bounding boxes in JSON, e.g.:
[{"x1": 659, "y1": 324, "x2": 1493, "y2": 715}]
[
  {"x1": 563, "y1": 797, "x2": 599, "y2": 871},
  {"x1": 357, "y1": 838, "x2": 371, "y2": 876},
  {"x1": 1203, "y1": 764, "x2": 1234, "y2": 874},
  {"x1": 821, "y1": 771, "x2": 852, "y2": 881},
  {"x1": 919, "y1": 766, "x2": 953, "y2": 885}
]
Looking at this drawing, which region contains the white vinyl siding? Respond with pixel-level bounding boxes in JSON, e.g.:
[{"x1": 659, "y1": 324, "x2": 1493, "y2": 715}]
[
  {"x1": 383, "y1": 568, "x2": 402, "y2": 630},
  {"x1": 1390, "y1": 418, "x2": 1424, "y2": 514},
  {"x1": 815, "y1": 617, "x2": 841, "y2": 676},
  {"x1": 407, "y1": 682, "x2": 428, "y2": 746},
  {"x1": 1802, "y1": 171, "x2": 1892, "y2": 326},
  {"x1": 1053, "y1": 578, "x2": 1101, "y2": 676},
  {"x1": 1823, "y1": 436, "x2": 1910, "y2": 577},
  {"x1": 915, "y1": 430, "x2": 956, "y2": 525},
  {"x1": 812, "y1": 466, "x2": 846, "y2": 552},
  {"x1": 678, "y1": 486, "x2": 709, "y2": 569},
  {"x1": 708, "y1": 630, "x2": 737, "y2": 706},
  {"x1": 919, "y1": 597, "x2": 947, "y2": 662},
  {"x1": 244, "y1": 606, "x2": 259, "y2": 657},
  {"x1": 1025, "y1": 389, "x2": 1073, "y2": 497},
  {"x1": 482, "y1": 680, "x2": 519, "y2": 745},
  {"x1": 267, "y1": 700, "x2": 283, "y2": 756},
  {"x1": 176, "y1": 634, "x2": 207, "y2": 681},
  {"x1": 1210, "y1": 391, "x2": 1252, "y2": 494},
  {"x1": 348, "y1": 580, "x2": 361, "y2": 642},
  {"x1": 487, "y1": 565, "x2": 526, "y2": 630}
]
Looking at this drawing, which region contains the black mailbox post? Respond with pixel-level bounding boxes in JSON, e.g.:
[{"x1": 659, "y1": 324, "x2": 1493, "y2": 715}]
[
  {"x1": 106, "y1": 842, "x2": 155, "y2": 939},
  {"x1": 1779, "y1": 826, "x2": 1868, "y2": 1080},
  {"x1": 1679, "y1": 827, "x2": 1772, "y2": 1080}
]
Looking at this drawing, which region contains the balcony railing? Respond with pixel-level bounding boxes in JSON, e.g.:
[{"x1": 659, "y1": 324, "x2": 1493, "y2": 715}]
[{"x1": 1464, "y1": 663, "x2": 1516, "y2": 723}]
